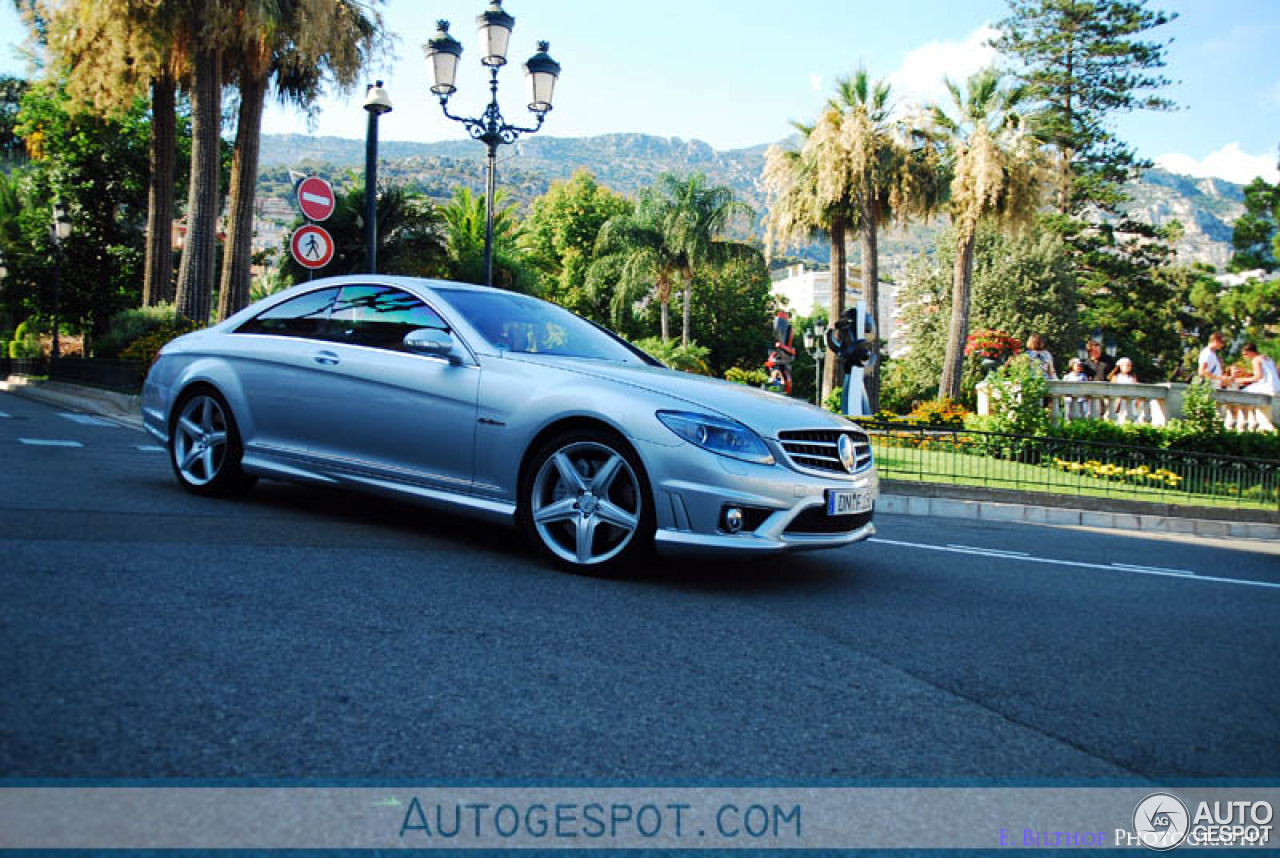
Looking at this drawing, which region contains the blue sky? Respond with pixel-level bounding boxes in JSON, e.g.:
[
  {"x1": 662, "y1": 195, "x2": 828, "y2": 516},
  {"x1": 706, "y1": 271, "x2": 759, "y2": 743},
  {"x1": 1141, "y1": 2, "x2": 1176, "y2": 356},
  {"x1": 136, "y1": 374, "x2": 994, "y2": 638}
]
[{"x1": 2, "y1": 0, "x2": 1277, "y2": 183}]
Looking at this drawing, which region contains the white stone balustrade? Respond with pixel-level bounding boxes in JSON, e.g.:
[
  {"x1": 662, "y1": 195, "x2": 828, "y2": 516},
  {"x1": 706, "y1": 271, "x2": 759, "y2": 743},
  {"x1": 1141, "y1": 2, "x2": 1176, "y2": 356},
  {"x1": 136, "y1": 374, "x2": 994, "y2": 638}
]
[{"x1": 976, "y1": 381, "x2": 1278, "y2": 433}]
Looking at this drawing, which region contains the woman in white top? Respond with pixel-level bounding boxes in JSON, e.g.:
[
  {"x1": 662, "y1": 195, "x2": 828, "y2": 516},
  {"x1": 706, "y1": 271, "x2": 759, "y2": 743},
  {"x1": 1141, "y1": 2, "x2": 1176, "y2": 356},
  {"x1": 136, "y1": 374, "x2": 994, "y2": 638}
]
[
  {"x1": 1025, "y1": 333, "x2": 1057, "y2": 379},
  {"x1": 1109, "y1": 357, "x2": 1137, "y2": 384},
  {"x1": 1235, "y1": 343, "x2": 1279, "y2": 395}
]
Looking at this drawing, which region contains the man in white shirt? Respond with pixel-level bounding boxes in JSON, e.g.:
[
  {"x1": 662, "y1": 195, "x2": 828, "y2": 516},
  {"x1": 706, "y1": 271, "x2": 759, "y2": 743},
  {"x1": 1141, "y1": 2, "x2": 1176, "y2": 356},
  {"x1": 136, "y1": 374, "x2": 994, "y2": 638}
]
[{"x1": 1198, "y1": 333, "x2": 1225, "y2": 386}]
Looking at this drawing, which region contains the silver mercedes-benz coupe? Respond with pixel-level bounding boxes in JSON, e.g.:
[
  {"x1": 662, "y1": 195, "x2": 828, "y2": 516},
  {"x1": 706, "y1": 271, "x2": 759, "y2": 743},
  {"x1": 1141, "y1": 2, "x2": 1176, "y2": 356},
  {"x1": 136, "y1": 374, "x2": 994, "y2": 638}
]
[{"x1": 143, "y1": 276, "x2": 877, "y2": 572}]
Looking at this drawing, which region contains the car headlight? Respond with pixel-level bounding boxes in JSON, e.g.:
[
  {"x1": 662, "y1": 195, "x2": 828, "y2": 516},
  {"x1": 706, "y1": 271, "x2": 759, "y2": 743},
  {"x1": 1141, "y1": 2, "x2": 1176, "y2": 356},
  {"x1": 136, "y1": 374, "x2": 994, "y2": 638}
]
[{"x1": 656, "y1": 411, "x2": 775, "y2": 465}]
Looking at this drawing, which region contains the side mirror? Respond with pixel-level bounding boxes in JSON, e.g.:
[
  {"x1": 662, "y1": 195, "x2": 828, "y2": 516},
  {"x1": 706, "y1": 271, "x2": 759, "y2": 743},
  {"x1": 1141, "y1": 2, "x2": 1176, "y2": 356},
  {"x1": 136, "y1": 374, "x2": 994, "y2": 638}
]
[{"x1": 403, "y1": 327, "x2": 460, "y2": 362}]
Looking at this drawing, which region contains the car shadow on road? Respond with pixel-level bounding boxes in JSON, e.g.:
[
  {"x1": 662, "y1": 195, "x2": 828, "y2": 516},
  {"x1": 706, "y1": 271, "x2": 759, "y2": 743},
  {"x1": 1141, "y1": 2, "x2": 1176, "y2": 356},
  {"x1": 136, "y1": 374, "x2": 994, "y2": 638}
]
[{"x1": 627, "y1": 553, "x2": 853, "y2": 596}]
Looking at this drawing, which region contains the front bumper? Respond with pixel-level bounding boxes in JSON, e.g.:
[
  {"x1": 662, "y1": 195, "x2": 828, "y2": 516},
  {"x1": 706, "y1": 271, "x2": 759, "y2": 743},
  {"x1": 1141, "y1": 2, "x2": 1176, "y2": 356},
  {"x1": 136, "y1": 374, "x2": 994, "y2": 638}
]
[{"x1": 635, "y1": 437, "x2": 878, "y2": 557}]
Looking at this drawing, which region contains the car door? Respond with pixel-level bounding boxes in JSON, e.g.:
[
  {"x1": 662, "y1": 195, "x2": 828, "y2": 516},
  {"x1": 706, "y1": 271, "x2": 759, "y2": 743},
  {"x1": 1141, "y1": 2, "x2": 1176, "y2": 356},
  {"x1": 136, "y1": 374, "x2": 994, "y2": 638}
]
[
  {"x1": 226, "y1": 286, "x2": 340, "y2": 455},
  {"x1": 293, "y1": 284, "x2": 481, "y2": 491}
]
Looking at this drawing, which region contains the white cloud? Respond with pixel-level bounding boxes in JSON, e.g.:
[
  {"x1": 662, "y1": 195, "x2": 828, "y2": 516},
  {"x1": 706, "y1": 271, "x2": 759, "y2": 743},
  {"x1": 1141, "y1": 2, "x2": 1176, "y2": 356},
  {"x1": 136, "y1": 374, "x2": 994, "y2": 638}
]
[
  {"x1": 809, "y1": 74, "x2": 823, "y2": 94},
  {"x1": 886, "y1": 24, "x2": 999, "y2": 110},
  {"x1": 1155, "y1": 144, "x2": 1279, "y2": 185}
]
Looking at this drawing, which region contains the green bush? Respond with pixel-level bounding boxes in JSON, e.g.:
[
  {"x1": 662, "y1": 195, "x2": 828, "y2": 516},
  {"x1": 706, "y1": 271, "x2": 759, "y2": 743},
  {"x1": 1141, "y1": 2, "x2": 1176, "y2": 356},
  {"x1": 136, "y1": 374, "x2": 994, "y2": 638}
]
[
  {"x1": 632, "y1": 337, "x2": 712, "y2": 375},
  {"x1": 96, "y1": 304, "x2": 183, "y2": 358},
  {"x1": 724, "y1": 366, "x2": 768, "y2": 387},
  {"x1": 8, "y1": 320, "x2": 42, "y2": 358},
  {"x1": 1179, "y1": 378, "x2": 1222, "y2": 436},
  {"x1": 979, "y1": 354, "x2": 1050, "y2": 437},
  {"x1": 824, "y1": 386, "x2": 843, "y2": 414},
  {"x1": 119, "y1": 319, "x2": 200, "y2": 365}
]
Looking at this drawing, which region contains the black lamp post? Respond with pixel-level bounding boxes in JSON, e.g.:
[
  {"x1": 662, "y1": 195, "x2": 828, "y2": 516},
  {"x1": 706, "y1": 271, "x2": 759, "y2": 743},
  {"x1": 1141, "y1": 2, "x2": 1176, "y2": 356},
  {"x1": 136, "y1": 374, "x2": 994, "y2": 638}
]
[
  {"x1": 425, "y1": 3, "x2": 560, "y2": 287},
  {"x1": 803, "y1": 320, "x2": 827, "y2": 406},
  {"x1": 363, "y1": 81, "x2": 392, "y2": 274},
  {"x1": 50, "y1": 199, "x2": 72, "y2": 360}
]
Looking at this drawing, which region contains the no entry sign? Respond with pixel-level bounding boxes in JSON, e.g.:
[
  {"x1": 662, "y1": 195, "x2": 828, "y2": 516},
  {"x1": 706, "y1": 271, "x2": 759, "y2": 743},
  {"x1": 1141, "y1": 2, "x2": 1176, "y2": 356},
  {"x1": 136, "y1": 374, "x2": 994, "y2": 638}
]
[
  {"x1": 296, "y1": 176, "x2": 336, "y2": 222},
  {"x1": 290, "y1": 224, "x2": 334, "y2": 269}
]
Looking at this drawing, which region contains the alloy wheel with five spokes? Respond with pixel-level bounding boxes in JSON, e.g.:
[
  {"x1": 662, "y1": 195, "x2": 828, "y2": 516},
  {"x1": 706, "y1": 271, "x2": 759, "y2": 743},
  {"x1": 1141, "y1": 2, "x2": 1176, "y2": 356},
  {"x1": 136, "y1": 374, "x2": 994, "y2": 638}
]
[{"x1": 526, "y1": 435, "x2": 651, "y2": 572}]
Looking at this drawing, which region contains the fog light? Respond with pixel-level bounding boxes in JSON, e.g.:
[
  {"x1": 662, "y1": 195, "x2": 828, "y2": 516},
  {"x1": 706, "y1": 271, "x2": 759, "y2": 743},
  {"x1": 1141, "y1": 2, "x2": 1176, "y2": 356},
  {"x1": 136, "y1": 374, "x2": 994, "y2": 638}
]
[{"x1": 723, "y1": 507, "x2": 744, "y2": 533}]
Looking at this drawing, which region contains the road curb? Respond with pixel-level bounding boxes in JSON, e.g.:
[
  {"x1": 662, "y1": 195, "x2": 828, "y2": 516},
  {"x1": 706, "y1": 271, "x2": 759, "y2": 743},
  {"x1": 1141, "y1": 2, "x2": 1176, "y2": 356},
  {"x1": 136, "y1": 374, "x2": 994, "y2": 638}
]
[
  {"x1": 1, "y1": 376, "x2": 144, "y2": 432},
  {"x1": 878, "y1": 493, "x2": 1279, "y2": 541}
]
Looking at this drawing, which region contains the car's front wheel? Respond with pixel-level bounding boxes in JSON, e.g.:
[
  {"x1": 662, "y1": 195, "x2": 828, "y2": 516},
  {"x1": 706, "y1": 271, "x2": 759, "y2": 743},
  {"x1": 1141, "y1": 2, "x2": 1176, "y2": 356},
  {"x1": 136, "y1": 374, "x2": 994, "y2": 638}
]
[
  {"x1": 168, "y1": 387, "x2": 256, "y2": 497},
  {"x1": 521, "y1": 429, "x2": 654, "y2": 574}
]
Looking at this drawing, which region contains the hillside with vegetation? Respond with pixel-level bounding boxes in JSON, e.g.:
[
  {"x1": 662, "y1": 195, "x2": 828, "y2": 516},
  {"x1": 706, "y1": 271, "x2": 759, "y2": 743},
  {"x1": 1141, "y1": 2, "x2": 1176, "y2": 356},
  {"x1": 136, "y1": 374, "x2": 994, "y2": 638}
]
[{"x1": 258, "y1": 131, "x2": 1246, "y2": 270}]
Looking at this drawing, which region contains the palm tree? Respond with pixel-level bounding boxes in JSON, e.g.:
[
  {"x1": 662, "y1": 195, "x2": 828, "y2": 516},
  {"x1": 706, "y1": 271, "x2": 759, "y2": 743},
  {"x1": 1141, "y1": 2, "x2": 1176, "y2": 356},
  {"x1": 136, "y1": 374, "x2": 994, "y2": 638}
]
[
  {"x1": 216, "y1": 0, "x2": 381, "y2": 321},
  {"x1": 591, "y1": 174, "x2": 752, "y2": 345},
  {"x1": 652, "y1": 173, "x2": 754, "y2": 347},
  {"x1": 762, "y1": 126, "x2": 859, "y2": 397},
  {"x1": 827, "y1": 69, "x2": 945, "y2": 409},
  {"x1": 440, "y1": 186, "x2": 529, "y2": 291},
  {"x1": 588, "y1": 201, "x2": 681, "y2": 341},
  {"x1": 929, "y1": 68, "x2": 1046, "y2": 400}
]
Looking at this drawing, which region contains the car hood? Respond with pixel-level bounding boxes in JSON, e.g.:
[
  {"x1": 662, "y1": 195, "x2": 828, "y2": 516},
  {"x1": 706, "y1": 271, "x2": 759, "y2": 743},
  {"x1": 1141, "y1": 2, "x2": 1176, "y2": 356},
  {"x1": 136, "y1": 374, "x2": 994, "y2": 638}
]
[{"x1": 502, "y1": 353, "x2": 855, "y2": 437}]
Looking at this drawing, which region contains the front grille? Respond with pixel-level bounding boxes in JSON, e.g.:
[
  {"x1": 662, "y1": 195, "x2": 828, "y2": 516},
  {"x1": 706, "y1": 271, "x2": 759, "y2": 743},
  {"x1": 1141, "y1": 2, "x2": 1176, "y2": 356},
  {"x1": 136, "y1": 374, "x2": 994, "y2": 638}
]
[
  {"x1": 778, "y1": 429, "x2": 873, "y2": 474},
  {"x1": 785, "y1": 508, "x2": 873, "y2": 535}
]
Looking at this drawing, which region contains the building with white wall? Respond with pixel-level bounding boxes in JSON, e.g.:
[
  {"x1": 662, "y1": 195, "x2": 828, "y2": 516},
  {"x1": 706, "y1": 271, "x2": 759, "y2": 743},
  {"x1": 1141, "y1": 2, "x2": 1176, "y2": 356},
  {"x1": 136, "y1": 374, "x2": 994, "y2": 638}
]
[{"x1": 770, "y1": 263, "x2": 904, "y2": 354}]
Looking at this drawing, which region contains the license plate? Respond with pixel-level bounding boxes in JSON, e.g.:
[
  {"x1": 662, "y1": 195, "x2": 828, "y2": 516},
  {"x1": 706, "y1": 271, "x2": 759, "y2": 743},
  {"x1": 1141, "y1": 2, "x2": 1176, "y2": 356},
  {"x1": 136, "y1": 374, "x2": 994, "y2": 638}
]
[{"x1": 825, "y1": 489, "x2": 873, "y2": 516}]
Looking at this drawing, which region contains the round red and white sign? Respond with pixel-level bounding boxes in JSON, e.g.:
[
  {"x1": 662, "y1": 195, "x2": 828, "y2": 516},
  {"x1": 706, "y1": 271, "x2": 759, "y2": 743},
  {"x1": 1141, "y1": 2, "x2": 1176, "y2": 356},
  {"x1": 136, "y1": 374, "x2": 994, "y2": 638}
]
[
  {"x1": 290, "y1": 224, "x2": 334, "y2": 269},
  {"x1": 296, "y1": 176, "x2": 336, "y2": 222}
]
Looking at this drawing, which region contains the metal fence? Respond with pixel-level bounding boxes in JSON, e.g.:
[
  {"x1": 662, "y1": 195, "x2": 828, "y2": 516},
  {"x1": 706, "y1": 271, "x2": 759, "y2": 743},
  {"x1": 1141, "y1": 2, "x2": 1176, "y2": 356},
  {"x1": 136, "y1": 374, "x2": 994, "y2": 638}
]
[{"x1": 863, "y1": 420, "x2": 1280, "y2": 513}]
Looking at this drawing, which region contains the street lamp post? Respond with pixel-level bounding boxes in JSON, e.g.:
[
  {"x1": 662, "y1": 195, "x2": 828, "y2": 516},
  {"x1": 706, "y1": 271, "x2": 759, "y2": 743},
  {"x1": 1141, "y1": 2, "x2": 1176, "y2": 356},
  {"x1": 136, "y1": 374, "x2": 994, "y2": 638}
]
[
  {"x1": 425, "y1": 4, "x2": 560, "y2": 287},
  {"x1": 363, "y1": 81, "x2": 392, "y2": 274},
  {"x1": 50, "y1": 200, "x2": 72, "y2": 360},
  {"x1": 804, "y1": 321, "x2": 827, "y2": 407}
]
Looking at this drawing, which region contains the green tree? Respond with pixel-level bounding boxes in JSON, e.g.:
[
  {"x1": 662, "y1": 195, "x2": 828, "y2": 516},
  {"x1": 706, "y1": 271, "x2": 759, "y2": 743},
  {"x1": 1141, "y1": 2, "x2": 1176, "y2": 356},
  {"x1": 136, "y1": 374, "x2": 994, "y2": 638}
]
[
  {"x1": 280, "y1": 180, "x2": 447, "y2": 284},
  {"x1": 1228, "y1": 177, "x2": 1279, "y2": 272},
  {"x1": 681, "y1": 250, "x2": 774, "y2": 377},
  {"x1": 43, "y1": 0, "x2": 190, "y2": 307},
  {"x1": 891, "y1": 222, "x2": 1079, "y2": 407},
  {"x1": 993, "y1": 0, "x2": 1177, "y2": 215},
  {"x1": 651, "y1": 173, "x2": 755, "y2": 347},
  {"x1": 0, "y1": 75, "x2": 28, "y2": 168},
  {"x1": 9, "y1": 81, "x2": 151, "y2": 336},
  {"x1": 440, "y1": 186, "x2": 531, "y2": 291},
  {"x1": 929, "y1": 68, "x2": 1047, "y2": 400},
  {"x1": 521, "y1": 169, "x2": 631, "y2": 323}
]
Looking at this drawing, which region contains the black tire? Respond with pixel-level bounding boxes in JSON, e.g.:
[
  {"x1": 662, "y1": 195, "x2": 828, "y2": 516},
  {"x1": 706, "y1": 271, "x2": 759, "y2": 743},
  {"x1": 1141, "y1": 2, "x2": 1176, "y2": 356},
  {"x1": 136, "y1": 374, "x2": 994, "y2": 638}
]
[
  {"x1": 519, "y1": 427, "x2": 655, "y2": 575},
  {"x1": 168, "y1": 386, "x2": 257, "y2": 497}
]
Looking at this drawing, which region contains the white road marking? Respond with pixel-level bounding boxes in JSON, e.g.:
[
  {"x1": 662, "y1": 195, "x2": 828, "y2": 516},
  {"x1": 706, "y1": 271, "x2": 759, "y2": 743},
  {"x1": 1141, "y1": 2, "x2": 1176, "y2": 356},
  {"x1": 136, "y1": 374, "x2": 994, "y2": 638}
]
[
  {"x1": 947, "y1": 543, "x2": 1029, "y2": 557},
  {"x1": 133, "y1": 444, "x2": 165, "y2": 452},
  {"x1": 19, "y1": 438, "x2": 83, "y2": 447},
  {"x1": 58, "y1": 412, "x2": 116, "y2": 427},
  {"x1": 1111, "y1": 562, "x2": 1196, "y2": 576},
  {"x1": 871, "y1": 537, "x2": 1280, "y2": 591}
]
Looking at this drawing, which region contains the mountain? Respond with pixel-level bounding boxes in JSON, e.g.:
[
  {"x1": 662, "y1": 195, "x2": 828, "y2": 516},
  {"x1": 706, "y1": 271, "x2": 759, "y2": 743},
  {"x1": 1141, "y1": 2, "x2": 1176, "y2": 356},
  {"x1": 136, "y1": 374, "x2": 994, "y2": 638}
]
[{"x1": 258, "y1": 132, "x2": 1245, "y2": 269}]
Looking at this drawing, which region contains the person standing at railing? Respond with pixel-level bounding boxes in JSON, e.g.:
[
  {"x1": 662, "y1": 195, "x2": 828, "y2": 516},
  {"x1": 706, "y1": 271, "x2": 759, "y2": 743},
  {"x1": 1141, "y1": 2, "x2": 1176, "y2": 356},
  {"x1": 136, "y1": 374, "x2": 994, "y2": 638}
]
[
  {"x1": 1110, "y1": 357, "x2": 1138, "y2": 383},
  {"x1": 1025, "y1": 333, "x2": 1057, "y2": 379},
  {"x1": 1062, "y1": 358, "x2": 1091, "y2": 418},
  {"x1": 1083, "y1": 339, "x2": 1113, "y2": 383},
  {"x1": 1232, "y1": 343, "x2": 1279, "y2": 395},
  {"x1": 1198, "y1": 332, "x2": 1228, "y2": 387}
]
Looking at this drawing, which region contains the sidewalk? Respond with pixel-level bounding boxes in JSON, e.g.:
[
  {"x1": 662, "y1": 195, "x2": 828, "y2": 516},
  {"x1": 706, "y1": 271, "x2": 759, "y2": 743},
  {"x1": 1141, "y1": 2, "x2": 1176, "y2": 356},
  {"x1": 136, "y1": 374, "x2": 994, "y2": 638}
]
[{"x1": 5, "y1": 376, "x2": 1276, "y2": 542}]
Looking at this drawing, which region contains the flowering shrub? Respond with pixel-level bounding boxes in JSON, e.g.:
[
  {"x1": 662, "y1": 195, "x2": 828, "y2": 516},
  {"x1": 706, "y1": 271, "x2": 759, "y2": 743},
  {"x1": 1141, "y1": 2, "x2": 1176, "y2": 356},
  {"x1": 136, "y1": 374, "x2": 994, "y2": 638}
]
[
  {"x1": 1050, "y1": 458, "x2": 1184, "y2": 488},
  {"x1": 964, "y1": 329, "x2": 1022, "y2": 362}
]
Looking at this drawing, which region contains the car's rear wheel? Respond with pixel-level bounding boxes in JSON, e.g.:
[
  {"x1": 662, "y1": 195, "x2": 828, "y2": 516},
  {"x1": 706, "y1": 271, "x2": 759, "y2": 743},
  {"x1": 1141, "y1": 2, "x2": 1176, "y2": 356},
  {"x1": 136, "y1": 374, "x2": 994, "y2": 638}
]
[
  {"x1": 521, "y1": 429, "x2": 654, "y2": 574},
  {"x1": 169, "y1": 388, "x2": 256, "y2": 497}
]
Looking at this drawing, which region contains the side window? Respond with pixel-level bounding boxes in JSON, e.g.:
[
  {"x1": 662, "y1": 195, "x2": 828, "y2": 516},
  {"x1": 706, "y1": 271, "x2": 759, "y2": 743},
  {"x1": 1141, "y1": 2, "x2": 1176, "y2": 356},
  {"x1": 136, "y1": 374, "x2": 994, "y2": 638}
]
[
  {"x1": 327, "y1": 285, "x2": 447, "y2": 351},
  {"x1": 235, "y1": 288, "x2": 338, "y2": 339}
]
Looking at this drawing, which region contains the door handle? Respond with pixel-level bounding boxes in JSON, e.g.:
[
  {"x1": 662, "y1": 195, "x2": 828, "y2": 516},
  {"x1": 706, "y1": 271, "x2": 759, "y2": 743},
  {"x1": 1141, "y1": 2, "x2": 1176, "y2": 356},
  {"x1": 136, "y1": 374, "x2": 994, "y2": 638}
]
[{"x1": 313, "y1": 350, "x2": 341, "y2": 366}]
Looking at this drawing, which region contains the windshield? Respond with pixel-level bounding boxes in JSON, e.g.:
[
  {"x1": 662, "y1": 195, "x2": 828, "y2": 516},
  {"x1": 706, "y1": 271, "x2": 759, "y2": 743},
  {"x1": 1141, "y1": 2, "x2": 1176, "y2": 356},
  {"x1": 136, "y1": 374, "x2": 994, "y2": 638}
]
[{"x1": 437, "y1": 288, "x2": 653, "y2": 364}]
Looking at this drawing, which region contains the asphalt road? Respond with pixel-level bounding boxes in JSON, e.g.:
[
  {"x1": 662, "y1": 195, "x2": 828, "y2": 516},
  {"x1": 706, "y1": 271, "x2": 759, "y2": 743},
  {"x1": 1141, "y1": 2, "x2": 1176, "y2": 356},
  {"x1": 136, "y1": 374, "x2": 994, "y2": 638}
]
[{"x1": 2, "y1": 389, "x2": 1278, "y2": 782}]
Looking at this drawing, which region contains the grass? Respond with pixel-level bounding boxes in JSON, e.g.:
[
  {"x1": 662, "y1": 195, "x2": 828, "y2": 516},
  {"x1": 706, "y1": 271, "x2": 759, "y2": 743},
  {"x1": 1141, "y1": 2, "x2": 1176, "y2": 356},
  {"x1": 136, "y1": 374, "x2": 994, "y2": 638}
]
[{"x1": 870, "y1": 438, "x2": 1278, "y2": 512}]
